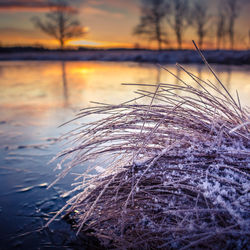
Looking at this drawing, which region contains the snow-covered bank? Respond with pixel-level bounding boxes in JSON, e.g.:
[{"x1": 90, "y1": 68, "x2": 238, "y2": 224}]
[{"x1": 0, "y1": 50, "x2": 249, "y2": 64}]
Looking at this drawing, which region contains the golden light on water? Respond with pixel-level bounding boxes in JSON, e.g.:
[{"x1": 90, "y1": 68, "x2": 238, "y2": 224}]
[{"x1": 0, "y1": 61, "x2": 249, "y2": 111}]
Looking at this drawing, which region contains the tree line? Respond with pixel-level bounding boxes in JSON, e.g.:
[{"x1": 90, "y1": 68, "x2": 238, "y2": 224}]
[
  {"x1": 134, "y1": 0, "x2": 243, "y2": 50},
  {"x1": 33, "y1": 0, "x2": 245, "y2": 50}
]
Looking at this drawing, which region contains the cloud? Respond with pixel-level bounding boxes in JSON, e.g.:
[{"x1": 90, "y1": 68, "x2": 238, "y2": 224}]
[
  {"x1": 0, "y1": 0, "x2": 139, "y2": 15},
  {"x1": 84, "y1": 0, "x2": 139, "y2": 13},
  {"x1": 0, "y1": 0, "x2": 76, "y2": 12},
  {"x1": 0, "y1": 27, "x2": 43, "y2": 39},
  {"x1": 82, "y1": 6, "x2": 124, "y2": 19}
]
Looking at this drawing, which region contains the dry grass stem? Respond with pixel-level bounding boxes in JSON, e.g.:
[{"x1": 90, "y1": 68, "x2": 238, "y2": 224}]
[{"x1": 47, "y1": 48, "x2": 249, "y2": 248}]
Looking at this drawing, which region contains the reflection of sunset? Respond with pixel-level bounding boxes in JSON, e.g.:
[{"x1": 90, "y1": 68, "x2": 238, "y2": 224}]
[
  {"x1": 70, "y1": 67, "x2": 95, "y2": 75},
  {"x1": 1, "y1": 62, "x2": 249, "y2": 110}
]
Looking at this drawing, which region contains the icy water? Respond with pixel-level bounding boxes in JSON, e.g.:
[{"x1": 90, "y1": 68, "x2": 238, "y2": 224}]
[{"x1": 0, "y1": 61, "x2": 249, "y2": 249}]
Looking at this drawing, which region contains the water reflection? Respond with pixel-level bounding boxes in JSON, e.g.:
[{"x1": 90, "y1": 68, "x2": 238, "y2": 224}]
[
  {"x1": 225, "y1": 66, "x2": 232, "y2": 92},
  {"x1": 194, "y1": 64, "x2": 233, "y2": 91},
  {"x1": 156, "y1": 66, "x2": 161, "y2": 84},
  {"x1": 175, "y1": 67, "x2": 181, "y2": 93},
  {"x1": 0, "y1": 61, "x2": 249, "y2": 129},
  {"x1": 196, "y1": 64, "x2": 203, "y2": 89},
  {"x1": 0, "y1": 61, "x2": 249, "y2": 109},
  {"x1": 61, "y1": 61, "x2": 69, "y2": 107}
]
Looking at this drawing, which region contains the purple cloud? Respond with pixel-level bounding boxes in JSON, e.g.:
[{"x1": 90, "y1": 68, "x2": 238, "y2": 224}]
[{"x1": 0, "y1": 0, "x2": 76, "y2": 12}]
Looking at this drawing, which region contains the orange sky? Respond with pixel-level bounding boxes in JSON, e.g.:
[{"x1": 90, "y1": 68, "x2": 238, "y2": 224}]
[{"x1": 0, "y1": 0, "x2": 249, "y2": 49}]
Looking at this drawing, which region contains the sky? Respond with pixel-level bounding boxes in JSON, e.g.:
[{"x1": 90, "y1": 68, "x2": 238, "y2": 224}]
[{"x1": 0, "y1": 0, "x2": 249, "y2": 49}]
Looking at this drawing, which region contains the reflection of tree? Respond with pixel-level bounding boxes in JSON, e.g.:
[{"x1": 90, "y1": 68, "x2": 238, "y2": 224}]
[
  {"x1": 214, "y1": 66, "x2": 232, "y2": 92},
  {"x1": 174, "y1": 67, "x2": 181, "y2": 94},
  {"x1": 153, "y1": 66, "x2": 161, "y2": 104},
  {"x1": 175, "y1": 67, "x2": 181, "y2": 84},
  {"x1": 225, "y1": 66, "x2": 232, "y2": 91},
  {"x1": 61, "y1": 61, "x2": 69, "y2": 107},
  {"x1": 155, "y1": 66, "x2": 161, "y2": 84},
  {"x1": 196, "y1": 64, "x2": 203, "y2": 89}
]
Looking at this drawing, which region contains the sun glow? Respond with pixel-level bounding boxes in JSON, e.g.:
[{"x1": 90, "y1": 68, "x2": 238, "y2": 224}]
[{"x1": 68, "y1": 39, "x2": 134, "y2": 49}]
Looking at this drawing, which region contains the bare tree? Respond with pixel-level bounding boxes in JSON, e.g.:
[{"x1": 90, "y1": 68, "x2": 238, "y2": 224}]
[
  {"x1": 134, "y1": 0, "x2": 168, "y2": 50},
  {"x1": 224, "y1": 0, "x2": 241, "y2": 50},
  {"x1": 166, "y1": 0, "x2": 189, "y2": 49},
  {"x1": 32, "y1": 0, "x2": 86, "y2": 49},
  {"x1": 191, "y1": 0, "x2": 211, "y2": 49},
  {"x1": 216, "y1": 4, "x2": 226, "y2": 50}
]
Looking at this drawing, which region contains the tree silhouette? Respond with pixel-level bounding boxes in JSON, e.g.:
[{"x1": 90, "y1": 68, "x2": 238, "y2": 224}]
[
  {"x1": 224, "y1": 0, "x2": 241, "y2": 50},
  {"x1": 216, "y1": 4, "x2": 226, "y2": 50},
  {"x1": 166, "y1": 0, "x2": 189, "y2": 49},
  {"x1": 134, "y1": 0, "x2": 168, "y2": 50},
  {"x1": 32, "y1": 0, "x2": 86, "y2": 49},
  {"x1": 191, "y1": 0, "x2": 211, "y2": 49}
]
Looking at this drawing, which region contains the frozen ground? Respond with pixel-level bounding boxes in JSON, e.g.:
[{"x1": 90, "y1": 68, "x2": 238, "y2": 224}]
[{"x1": 0, "y1": 49, "x2": 249, "y2": 64}]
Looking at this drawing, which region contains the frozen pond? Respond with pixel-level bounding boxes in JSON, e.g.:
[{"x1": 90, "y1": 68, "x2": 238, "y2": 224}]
[{"x1": 0, "y1": 61, "x2": 249, "y2": 248}]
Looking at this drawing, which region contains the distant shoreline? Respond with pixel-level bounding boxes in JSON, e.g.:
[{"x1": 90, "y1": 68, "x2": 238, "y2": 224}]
[{"x1": 0, "y1": 50, "x2": 249, "y2": 65}]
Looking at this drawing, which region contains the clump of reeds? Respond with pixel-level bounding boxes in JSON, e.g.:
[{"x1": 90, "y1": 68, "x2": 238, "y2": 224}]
[{"x1": 47, "y1": 45, "x2": 250, "y2": 249}]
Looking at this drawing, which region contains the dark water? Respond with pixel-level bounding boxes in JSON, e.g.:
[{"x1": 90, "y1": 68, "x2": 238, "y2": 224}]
[{"x1": 0, "y1": 61, "x2": 249, "y2": 249}]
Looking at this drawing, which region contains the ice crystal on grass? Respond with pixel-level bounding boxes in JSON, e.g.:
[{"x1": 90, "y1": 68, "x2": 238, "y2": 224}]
[{"x1": 47, "y1": 45, "x2": 250, "y2": 249}]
